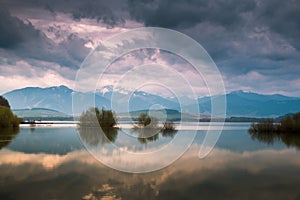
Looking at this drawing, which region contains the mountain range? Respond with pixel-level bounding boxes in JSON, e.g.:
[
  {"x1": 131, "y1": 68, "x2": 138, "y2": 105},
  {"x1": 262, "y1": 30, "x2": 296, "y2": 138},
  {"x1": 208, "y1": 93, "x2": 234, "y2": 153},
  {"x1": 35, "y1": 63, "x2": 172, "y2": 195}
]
[{"x1": 2, "y1": 85, "x2": 300, "y2": 117}]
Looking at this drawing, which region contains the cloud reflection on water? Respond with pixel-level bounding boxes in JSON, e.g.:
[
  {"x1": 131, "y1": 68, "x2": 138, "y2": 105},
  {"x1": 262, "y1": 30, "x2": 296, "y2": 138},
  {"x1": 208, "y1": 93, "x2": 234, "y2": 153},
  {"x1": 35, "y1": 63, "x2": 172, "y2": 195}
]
[{"x1": 1, "y1": 145, "x2": 300, "y2": 199}]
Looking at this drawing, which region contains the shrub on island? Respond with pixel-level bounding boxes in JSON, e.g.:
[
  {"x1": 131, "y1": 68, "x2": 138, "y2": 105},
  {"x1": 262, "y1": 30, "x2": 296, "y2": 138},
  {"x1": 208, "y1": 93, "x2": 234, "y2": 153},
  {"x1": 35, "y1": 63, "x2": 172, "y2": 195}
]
[
  {"x1": 79, "y1": 107, "x2": 117, "y2": 128},
  {"x1": 249, "y1": 112, "x2": 300, "y2": 134}
]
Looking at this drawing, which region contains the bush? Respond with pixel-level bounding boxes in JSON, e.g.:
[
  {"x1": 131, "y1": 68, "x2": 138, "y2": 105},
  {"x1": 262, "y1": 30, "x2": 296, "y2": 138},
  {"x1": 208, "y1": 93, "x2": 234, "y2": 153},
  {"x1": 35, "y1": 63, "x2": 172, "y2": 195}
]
[
  {"x1": 0, "y1": 106, "x2": 20, "y2": 128},
  {"x1": 0, "y1": 96, "x2": 10, "y2": 108},
  {"x1": 78, "y1": 108, "x2": 118, "y2": 144},
  {"x1": 79, "y1": 107, "x2": 117, "y2": 128},
  {"x1": 137, "y1": 113, "x2": 151, "y2": 127},
  {"x1": 279, "y1": 113, "x2": 300, "y2": 133},
  {"x1": 137, "y1": 113, "x2": 158, "y2": 128},
  {"x1": 248, "y1": 112, "x2": 300, "y2": 134},
  {"x1": 162, "y1": 121, "x2": 176, "y2": 131},
  {"x1": 248, "y1": 119, "x2": 278, "y2": 134}
]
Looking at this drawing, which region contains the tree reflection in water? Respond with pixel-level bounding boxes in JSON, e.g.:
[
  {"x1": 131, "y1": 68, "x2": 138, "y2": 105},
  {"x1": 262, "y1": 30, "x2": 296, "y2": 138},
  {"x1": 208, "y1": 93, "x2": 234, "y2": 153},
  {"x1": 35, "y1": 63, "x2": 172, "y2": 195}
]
[
  {"x1": 78, "y1": 127, "x2": 118, "y2": 146},
  {"x1": 0, "y1": 128, "x2": 20, "y2": 149},
  {"x1": 249, "y1": 130, "x2": 280, "y2": 145},
  {"x1": 161, "y1": 129, "x2": 178, "y2": 138},
  {"x1": 249, "y1": 130, "x2": 300, "y2": 149},
  {"x1": 131, "y1": 127, "x2": 177, "y2": 145},
  {"x1": 78, "y1": 126, "x2": 178, "y2": 146},
  {"x1": 280, "y1": 134, "x2": 300, "y2": 149},
  {"x1": 137, "y1": 131, "x2": 159, "y2": 144}
]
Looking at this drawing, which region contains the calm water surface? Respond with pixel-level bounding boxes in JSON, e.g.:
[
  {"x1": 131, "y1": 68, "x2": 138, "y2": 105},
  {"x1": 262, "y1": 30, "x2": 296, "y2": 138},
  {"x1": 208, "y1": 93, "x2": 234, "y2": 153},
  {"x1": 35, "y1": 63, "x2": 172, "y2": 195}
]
[{"x1": 1, "y1": 123, "x2": 300, "y2": 200}]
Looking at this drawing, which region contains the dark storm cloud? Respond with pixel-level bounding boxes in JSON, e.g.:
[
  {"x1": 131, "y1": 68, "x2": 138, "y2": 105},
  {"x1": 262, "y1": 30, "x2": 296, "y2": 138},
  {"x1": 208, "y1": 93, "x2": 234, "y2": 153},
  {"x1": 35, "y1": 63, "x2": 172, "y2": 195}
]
[
  {"x1": 255, "y1": 0, "x2": 300, "y2": 50},
  {"x1": 128, "y1": 0, "x2": 256, "y2": 28},
  {"x1": 125, "y1": 0, "x2": 300, "y2": 95},
  {"x1": 7, "y1": 0, "x2": 299, "y2": 49},
  {"x1": 3, "y1": 0, "x2": 127, "y2": 27},
  {"x1": 1, "y1": 0, "x2": 300, "y2": 95},
  {"x1": 0, "y1": 7, "x2": 89, "y2": 68},
  {"x1": 0, "y1": 9, "x2": 33, "y2": 49},
  {"x1": 2, "y1": 0, "x2": 300, "y2": 59},
  {"x1": 0, "y1": 0, "x2": 122, "y2": 68},
  {"x1": 127, "y1": 0, "x2": 300, "y2": 53}
]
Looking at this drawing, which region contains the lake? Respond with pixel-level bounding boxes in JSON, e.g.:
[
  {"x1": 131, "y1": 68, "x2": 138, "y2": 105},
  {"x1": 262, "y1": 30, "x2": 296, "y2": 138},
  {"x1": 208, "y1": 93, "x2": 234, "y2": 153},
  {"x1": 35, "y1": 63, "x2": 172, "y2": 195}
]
[{"x1": 1, "y1": 123, "x2": 300, "y2": 200}]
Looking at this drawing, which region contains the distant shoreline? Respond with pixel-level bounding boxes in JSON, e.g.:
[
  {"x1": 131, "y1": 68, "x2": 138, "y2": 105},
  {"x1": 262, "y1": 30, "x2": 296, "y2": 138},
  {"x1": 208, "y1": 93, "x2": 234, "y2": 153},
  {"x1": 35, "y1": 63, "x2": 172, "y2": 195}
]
[{"x1": 19, "y1": 121, "x2": 252, "y2": 130}]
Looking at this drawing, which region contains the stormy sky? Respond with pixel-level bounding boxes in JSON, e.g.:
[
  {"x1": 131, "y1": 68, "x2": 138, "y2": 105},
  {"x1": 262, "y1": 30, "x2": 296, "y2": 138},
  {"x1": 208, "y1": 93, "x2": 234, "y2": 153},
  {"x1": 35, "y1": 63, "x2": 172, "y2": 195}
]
[{"x1": 0, "y1": 0, "x2": 299, "y2": 96}]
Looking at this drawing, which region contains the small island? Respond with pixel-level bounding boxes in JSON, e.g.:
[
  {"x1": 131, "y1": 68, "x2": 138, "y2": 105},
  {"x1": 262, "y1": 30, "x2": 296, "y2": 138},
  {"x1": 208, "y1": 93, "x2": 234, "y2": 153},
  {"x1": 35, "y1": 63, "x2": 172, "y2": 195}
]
[
  {"x1": 79, "y1": 107, "x2": 117, "y2": 129},
  {"x1": 134, "y1": 112, "x2": 176, "y2": 131},
  {"x1": 78, "y1": 107, "x2": 119, "y2": 142},
  {"x1": 77, "y1": 108, "x2": 178, "y2": 146},
  {"x1": 249, "y1": 112, "x2": 300, "y2": 134},
  {"x1": 249, "y1": 112, "x2": 300, "y2": 149},
  {"x1": 132, "y1": 113, "x2": 177, "y2": 144}
]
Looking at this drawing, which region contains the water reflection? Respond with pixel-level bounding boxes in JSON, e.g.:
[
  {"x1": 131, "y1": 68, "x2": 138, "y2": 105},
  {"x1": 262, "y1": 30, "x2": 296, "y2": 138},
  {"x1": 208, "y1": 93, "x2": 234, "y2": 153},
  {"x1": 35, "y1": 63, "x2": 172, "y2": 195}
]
[
  {"x1": 78, "y1": 127, "x2": 118, "y2": 146},
  {"x1": 1, "y1": 146, "x2": 300, "y2": 199},
  {"x1": 7, "y1": 127, "x2": 83, "y2": 154},
  {"x1": 130, "y1": 127, "x2": 177, "y2": 144},
  {"x1": 137, "y1": 133, "x2": 159, "y2": 144},
  {"x1": 249, "y1": 130, "x2": 300, "y2": 149},
  {"x1": 280, "y1": 134, "x2": 300, "y2": 149},
  {"x1": 249, "y1": 129, "x2": 280, "y2": 145},
  {"x1": 1, "y1": 124, "x2": 300, "y2": 199},
  {"x1": 78, "y1": 126, "x2": 177, "y2": 146},
  {"x1": 0, "y1": 128, "x2": 19, "y2": 149},
  {"x1": 161, "y1": 129, "x2": 178, "y2": 138}
]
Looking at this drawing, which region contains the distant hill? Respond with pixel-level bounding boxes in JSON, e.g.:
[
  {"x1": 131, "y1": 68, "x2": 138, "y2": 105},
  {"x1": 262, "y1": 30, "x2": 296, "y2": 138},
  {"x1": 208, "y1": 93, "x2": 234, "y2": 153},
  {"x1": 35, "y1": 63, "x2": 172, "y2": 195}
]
[
  {"x1": 12, "y1": 108, "x2": 70, "y2": 118},
  {"x1": 193, "y1": 90, "x2": 300, "y2": 117},
  {"x1": 3, "y1": 86, "x2": 300, "y2": 117},
  {"x1": 118, "y1": 109, "x2": 209, "y2": 121}
]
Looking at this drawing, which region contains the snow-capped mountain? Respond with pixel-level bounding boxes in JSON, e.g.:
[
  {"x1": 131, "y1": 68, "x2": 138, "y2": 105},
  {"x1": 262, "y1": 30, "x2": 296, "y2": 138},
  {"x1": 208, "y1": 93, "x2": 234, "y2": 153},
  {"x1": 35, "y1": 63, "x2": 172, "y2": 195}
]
[
  {"x1": 2, "y1": 86, "x2": 300, "y2": 117},
  {"x1": 3, "y1": 85, "x2": 110, "y2": 114},
  {"x1": 191, "y1": 90, "x2": 300, "y2": 117}
]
